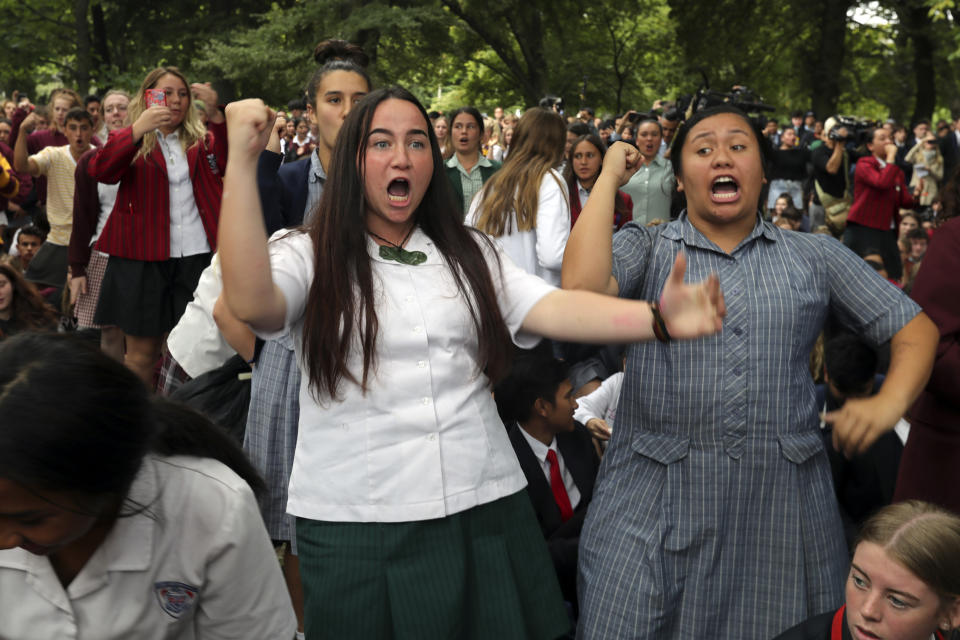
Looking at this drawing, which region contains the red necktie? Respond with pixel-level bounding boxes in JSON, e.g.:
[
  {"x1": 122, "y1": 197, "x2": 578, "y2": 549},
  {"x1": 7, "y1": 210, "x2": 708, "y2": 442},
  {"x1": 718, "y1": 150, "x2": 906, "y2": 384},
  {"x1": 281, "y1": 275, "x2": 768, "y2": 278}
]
[{"x1": 546, "y1": 449, "x2": 574, "y2": 522}]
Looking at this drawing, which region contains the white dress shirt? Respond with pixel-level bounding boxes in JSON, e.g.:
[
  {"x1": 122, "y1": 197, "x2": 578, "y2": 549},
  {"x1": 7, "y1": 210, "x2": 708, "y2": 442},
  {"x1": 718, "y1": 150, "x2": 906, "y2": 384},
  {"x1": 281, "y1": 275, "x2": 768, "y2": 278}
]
[
  {"x1": 166, "y1": 254, "x2": 235, "y2": 378},
  {"x1": 466, "y1": 168, "x2": 570, "y2": 286},
  {"x1": 573, "y1": 371, "x2": 623, "y2": 431},
  {"x1": 576, "y1": 180, "x2": 591, "y2": 209},
  {"x1": 517, "y1": 426, "x2": 581, "y2": 510},
  {"x1": 259, "y1": 227, "x2": 556, "y2": 522},
  {"x1": 0, "y1": 456, "x2": 296, "y2": 640},
  {"x1": 157, "y1": 131, "x2": 210, "y2": 258}
]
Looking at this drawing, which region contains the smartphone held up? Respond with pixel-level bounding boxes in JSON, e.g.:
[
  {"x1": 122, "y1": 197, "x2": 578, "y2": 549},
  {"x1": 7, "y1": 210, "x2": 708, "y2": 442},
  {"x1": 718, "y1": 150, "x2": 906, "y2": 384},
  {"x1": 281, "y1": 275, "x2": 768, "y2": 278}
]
[{"x1": 145, "y1": 89, "x2": 167, "y2": 108}]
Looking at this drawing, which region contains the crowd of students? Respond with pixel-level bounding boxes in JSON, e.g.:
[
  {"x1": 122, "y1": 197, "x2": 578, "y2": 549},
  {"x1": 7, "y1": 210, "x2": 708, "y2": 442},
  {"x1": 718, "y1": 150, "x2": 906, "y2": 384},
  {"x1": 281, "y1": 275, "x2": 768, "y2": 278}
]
[{"x1": 0, "y1": 39, "x2": 959, "y2": 640}]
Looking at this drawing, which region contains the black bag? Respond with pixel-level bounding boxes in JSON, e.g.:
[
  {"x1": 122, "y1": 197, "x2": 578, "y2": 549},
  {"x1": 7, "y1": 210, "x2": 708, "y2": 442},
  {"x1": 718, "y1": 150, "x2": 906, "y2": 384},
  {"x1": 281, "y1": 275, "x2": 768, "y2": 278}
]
[{"x1": 170, "y1": 354, "x2": 252, "y2": 445}]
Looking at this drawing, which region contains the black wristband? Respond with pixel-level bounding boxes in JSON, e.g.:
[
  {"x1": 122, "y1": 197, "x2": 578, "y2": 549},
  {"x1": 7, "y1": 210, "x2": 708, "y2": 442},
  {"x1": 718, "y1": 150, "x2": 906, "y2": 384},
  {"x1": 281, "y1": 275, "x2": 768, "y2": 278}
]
[{"x1": 650, "y1": 302, "x2": 672, "y2": 343}]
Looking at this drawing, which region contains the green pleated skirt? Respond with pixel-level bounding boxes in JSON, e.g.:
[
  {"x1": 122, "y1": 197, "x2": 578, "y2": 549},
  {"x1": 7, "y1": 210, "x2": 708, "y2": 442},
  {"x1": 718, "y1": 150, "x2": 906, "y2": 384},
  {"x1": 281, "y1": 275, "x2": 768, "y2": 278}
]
[{"x1": 295, "y1": 490, "x2": 571, "y2": 640}]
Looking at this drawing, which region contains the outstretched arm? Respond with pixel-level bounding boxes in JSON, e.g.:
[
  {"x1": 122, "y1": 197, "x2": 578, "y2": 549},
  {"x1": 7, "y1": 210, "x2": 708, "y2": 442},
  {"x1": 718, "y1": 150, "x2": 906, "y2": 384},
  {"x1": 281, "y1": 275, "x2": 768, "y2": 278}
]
[
  {"x1": 526, "y1": 251, "x2": 724, "y2": 343},
  {"x1": 218, "y1": 99, "x2": 287, "y2": 332},
  {"x1": 561, "y1": 142, "x2": 640, "y2": 295}
]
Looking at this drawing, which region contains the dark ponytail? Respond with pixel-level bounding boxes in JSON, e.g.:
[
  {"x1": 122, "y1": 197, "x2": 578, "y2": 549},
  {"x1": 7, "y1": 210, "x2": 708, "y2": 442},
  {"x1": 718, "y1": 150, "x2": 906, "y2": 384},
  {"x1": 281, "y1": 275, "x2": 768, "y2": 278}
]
[{"x1": 0, "y1": 333, "x2": 264, "y2": 499}]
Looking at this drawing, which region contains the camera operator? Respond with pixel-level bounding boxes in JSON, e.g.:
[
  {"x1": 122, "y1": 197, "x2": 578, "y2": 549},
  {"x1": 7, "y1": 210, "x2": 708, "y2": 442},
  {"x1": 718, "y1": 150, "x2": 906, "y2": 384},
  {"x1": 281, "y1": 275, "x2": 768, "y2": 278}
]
[
  {"x1": 811, "y1": 118, "x2": 853, "y2": 235},
  {"x1": 844, "y1": 127, "x2": 915, "y2": 281}
]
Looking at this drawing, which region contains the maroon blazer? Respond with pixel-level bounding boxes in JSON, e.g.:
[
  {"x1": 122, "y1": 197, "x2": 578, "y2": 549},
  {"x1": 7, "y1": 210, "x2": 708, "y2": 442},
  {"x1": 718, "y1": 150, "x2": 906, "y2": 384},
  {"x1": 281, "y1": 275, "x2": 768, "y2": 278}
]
[
  {"x1": 69, "y1": 149, "x2": 101, "y2": 277},
  {"x1": 895, "y1": 217, "x2": 960, "y2": 512},
  {"x1": 847, "y1": 156, "x2": 914, "y2": 231},
  {"x1": 568, "y1": 182, "x2": 634, "y2": 229},
  {"x1": 87, "y1": 121, "x2": 226, "y2": 262}
]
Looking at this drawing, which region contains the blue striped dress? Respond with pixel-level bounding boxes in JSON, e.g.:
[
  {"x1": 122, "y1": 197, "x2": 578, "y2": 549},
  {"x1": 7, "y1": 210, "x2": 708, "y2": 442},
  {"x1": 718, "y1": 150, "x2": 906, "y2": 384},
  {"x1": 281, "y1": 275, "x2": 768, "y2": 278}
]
[{"x1": 577, "y1": 214, "x2": 921, "y2": 639}]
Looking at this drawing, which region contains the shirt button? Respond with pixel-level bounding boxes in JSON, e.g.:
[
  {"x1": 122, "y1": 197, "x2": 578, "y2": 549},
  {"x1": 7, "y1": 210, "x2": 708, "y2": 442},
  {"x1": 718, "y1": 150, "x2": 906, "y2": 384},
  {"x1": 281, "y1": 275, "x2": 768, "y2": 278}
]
[
  {"x1": 733, "y1": 327, "x2": 742, "y2": 336},
  {"x1": 428, "y1": 433, "x2": 436, "y2": 441},
  {"x1": 406, "y1": 295, "x2": 414, "y2": 303},
  {"x1": 417, "y1": 360, "x2": 426, "y2": 368},
  {"x1": 734, "y1": 367, "x2": 743, "y2": 376},
  {"x1": 422, "y1": 397, "x2": 430, "y2": 405},
  {"x1": 341, "y1": 423, "x2": 349, "y2": 431},
  {"x1": 413, "y1": 325, "x2": 422, "y2": 333}
]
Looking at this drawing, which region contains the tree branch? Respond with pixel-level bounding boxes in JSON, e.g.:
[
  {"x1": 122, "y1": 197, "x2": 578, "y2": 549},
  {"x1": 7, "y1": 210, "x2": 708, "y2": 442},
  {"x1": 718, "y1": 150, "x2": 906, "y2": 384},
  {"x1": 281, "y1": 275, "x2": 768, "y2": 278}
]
[{"x1": 7, "y1": 3, "x2": 71, "y2": 29}]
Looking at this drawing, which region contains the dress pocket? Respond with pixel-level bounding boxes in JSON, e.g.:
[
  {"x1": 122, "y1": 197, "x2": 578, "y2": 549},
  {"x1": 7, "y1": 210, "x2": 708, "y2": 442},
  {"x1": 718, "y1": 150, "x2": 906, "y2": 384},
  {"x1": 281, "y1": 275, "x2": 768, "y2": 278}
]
[
  {"x1": 777, "y1": 430, "x2": 825, "y2": 464},
  {"x1": 630, "y1": 431, "x2": 690, "y2": 464}
]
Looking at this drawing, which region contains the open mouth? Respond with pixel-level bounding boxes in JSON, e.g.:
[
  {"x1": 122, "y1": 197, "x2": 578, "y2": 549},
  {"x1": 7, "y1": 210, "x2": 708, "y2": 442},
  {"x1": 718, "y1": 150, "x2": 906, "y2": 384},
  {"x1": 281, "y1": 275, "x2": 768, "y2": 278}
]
[
  {"x1": 387, "y1": 178, "x2": 410, "y2": 203},
  {"x1": 710, "y1": 175, "x2": 740, "y2": 203}
]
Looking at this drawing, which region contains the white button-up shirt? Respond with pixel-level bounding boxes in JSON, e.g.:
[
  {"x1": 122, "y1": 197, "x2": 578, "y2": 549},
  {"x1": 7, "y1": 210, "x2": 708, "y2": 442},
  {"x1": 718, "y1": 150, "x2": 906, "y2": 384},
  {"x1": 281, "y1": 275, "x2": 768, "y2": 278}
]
[
  {"x1": 466, "y1": 168, "x2": 571, "y2": 286},
  {"x1": 517, "y1": 426, "x2": 581, "y2": 510},
  {"x1": 0, "y1": 456, "x2": 296, "y2": 639},
  {"x1": 157, "y1": 131, "x2": 210, "y2": 258},
  {"x1": 260, "y1": 228, "x2": 556, "y2": 522}
]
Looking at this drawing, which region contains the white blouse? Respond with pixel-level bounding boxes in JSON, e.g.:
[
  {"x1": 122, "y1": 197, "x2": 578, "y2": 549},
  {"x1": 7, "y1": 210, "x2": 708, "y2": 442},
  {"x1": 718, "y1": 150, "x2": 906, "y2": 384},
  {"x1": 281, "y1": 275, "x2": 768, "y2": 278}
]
[
  {"x1": 0, "y1": 456, "x2": 296, "y2": 640},
  {"x1": 466, "y1": 169, "x2": 571, "y2": 286},
  {"x1": 259, "y1": 227, "x2": 556, "y2": 523}
]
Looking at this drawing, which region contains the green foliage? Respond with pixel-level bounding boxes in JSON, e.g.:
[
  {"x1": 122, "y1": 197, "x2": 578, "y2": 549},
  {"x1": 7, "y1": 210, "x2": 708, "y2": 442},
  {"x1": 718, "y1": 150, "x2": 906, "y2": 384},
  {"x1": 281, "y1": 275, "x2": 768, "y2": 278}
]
[{"x1": 2, "y1": 0, "x2": 958, "y2": 122}]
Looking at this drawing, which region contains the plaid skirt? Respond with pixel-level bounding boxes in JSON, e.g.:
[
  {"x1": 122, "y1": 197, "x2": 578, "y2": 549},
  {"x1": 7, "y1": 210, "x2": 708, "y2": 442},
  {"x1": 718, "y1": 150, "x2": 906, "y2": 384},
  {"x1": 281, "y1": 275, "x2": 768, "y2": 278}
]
[
  {"x1": 296, "y1": 491, "x2": 570, "y2": 640},
  {"x1": 74, "y1": 250, "x2": 110, "y2": 329},
  {"x1": 243, "y1": 336, "x2": 300, "y2": 548}
]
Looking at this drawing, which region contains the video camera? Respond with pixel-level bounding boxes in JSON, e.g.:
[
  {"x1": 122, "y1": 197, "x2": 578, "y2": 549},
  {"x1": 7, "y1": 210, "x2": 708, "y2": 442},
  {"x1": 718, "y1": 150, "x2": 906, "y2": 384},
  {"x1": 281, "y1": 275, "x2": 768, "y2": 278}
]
[
  {"x1": 675, "y1": 73, "x2": 775, "y2": 119},
  {"x1": 828, "y1": 115, "x2": 879, "y2": 144}
]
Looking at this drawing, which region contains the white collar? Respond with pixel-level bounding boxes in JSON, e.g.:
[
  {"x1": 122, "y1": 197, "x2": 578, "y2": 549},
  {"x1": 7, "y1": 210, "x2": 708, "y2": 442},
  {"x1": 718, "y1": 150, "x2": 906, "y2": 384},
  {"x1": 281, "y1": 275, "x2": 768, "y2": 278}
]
[{"x1": 518, "y1": 423, "x2": 558, "y2": 465}]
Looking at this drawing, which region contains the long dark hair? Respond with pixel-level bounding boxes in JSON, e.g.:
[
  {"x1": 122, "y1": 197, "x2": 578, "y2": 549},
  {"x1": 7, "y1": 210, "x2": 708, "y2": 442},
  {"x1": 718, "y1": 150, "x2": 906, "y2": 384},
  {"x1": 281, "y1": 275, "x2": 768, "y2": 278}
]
[
  {"x1": 0, "y1": 263, "x2": 58, "y2": 338},
  {"x1": 302, "y1": 86, "x2": 512, "y2": 400},
  {"x1": 563, "y1": 133, "x2": 631, "y2": 224},
  {"x1": 0, "y1": 333, "x2": 265, "y2": 499}
]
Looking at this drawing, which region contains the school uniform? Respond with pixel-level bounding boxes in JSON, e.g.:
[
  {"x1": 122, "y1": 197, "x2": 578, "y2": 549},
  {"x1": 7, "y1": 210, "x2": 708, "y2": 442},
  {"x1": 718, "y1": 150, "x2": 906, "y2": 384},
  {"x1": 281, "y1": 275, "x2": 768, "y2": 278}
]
[
  {"x1": 0, "y1": 455, "x2": 296, "y2": 640},
  {"x1": 773, "y1": 604, "x2": 950, "y2": 639},
  {"x1": 506, "y1": 421, "x2": 600, "y2": 609},
  {"x1": 258, "y1": 227, "x2": 569, "y2": 639},
  {"x1": 86, "y1": 123, "x2": 226, "y2": 335}
]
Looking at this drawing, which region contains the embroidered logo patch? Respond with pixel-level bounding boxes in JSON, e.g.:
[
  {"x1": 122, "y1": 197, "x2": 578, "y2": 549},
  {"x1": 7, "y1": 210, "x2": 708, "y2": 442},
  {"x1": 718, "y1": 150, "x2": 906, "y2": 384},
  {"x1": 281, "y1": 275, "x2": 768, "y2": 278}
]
[{"x1": 154, "y1": 581, "x2": 199, "y2": 619}]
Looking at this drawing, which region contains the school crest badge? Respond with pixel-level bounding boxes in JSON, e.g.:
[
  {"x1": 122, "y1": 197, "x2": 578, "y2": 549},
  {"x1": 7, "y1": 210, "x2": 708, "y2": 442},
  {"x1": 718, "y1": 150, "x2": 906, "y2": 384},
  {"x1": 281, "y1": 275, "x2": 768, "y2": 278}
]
[{"x1": 154, "y1": 581, "x2": 199, "y2": 619}]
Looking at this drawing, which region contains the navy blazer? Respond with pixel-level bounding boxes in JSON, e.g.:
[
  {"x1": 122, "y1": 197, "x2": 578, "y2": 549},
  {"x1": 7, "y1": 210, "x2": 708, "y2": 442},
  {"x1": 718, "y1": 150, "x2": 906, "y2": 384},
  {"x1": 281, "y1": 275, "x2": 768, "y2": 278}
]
[{"x1": 257, "y1": 150, "x2": 313, "y2": 235}]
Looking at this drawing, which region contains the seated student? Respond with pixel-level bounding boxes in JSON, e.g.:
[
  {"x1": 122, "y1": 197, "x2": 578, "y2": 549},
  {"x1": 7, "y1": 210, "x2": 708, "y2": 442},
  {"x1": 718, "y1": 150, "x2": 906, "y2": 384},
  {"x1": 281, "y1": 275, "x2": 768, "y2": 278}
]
[
  {"x1": 493, "y1": 350, "x2": 601, "y2": 614},
  {"x1": 4, "y1": 225, "x2": 43, "y2": 274},
  {"x1": 773, "y1": 500, "x2": 960, "y2": 640},
  {"x1": 816, "y1": 334, "x2": 905, "y2": 548},
  {"x1": 0, "y1": 333, "x2": 296, "y2": 639}
]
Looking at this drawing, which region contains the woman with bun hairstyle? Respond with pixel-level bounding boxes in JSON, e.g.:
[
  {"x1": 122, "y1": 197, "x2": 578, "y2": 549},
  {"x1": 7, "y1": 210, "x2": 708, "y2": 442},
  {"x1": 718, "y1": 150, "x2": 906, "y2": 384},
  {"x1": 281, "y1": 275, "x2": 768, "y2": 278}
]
[
  {"x1": 0, "y1": 263, "x2": 58, "y2": 340},
  {"x1": 257, "y1": 39, "x2": 370, "y2": 233},
  {"x1": 564, "y1": 133, "x2": 633, "y2": 229},
  {"x1": 87, "y1": 67, "x2": 225, "y2": 386},
  {"x1": 68, "y1": 89, "x2": 131, "y2": 361},
  {"x1": 241, "y1": 39, "x2": 370, "y2": 637},
  {"x1": 774, "y1": 500, "x2": 960, "y2": 639},
  {"x1": 0, "y1": 333, "x2": 296, "y2": 639},
  {"x1": 468, "y1": 107, "x2": 570, "y2": 286}
]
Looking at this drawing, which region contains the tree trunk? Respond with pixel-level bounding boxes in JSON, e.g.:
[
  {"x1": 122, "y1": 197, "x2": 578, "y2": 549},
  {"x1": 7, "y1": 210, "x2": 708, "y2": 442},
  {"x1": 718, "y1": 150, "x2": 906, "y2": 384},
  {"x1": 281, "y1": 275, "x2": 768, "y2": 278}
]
[
  {"x1": 809, "y1": 0, "x2": 851, "y2": 119},
  {"x1": 74, "y1": 0, "x2": 91, "y2": 94},
  {"x1": 91, "y1": 1, "x2": 110, "y2": 69},
  {"x1": 902, "y1": 0, "x2": 936, "y2": 123}
]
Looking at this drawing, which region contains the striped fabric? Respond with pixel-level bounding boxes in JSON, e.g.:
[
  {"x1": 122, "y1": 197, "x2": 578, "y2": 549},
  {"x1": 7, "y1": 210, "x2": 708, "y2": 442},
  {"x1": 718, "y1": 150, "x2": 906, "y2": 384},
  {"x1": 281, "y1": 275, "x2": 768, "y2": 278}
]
[
  {"x1": 243, "y1": 336, "x2": 300, "y2": 547},
  {"x1": 86, "y1": 123, "x2": 226, "y2": 261},
  {"x1": 295, "y1": 491, "x2": 569, "y2": 640},
  {"x1": 577, "y1": 214, "x2": 922, "y2": 640}
]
